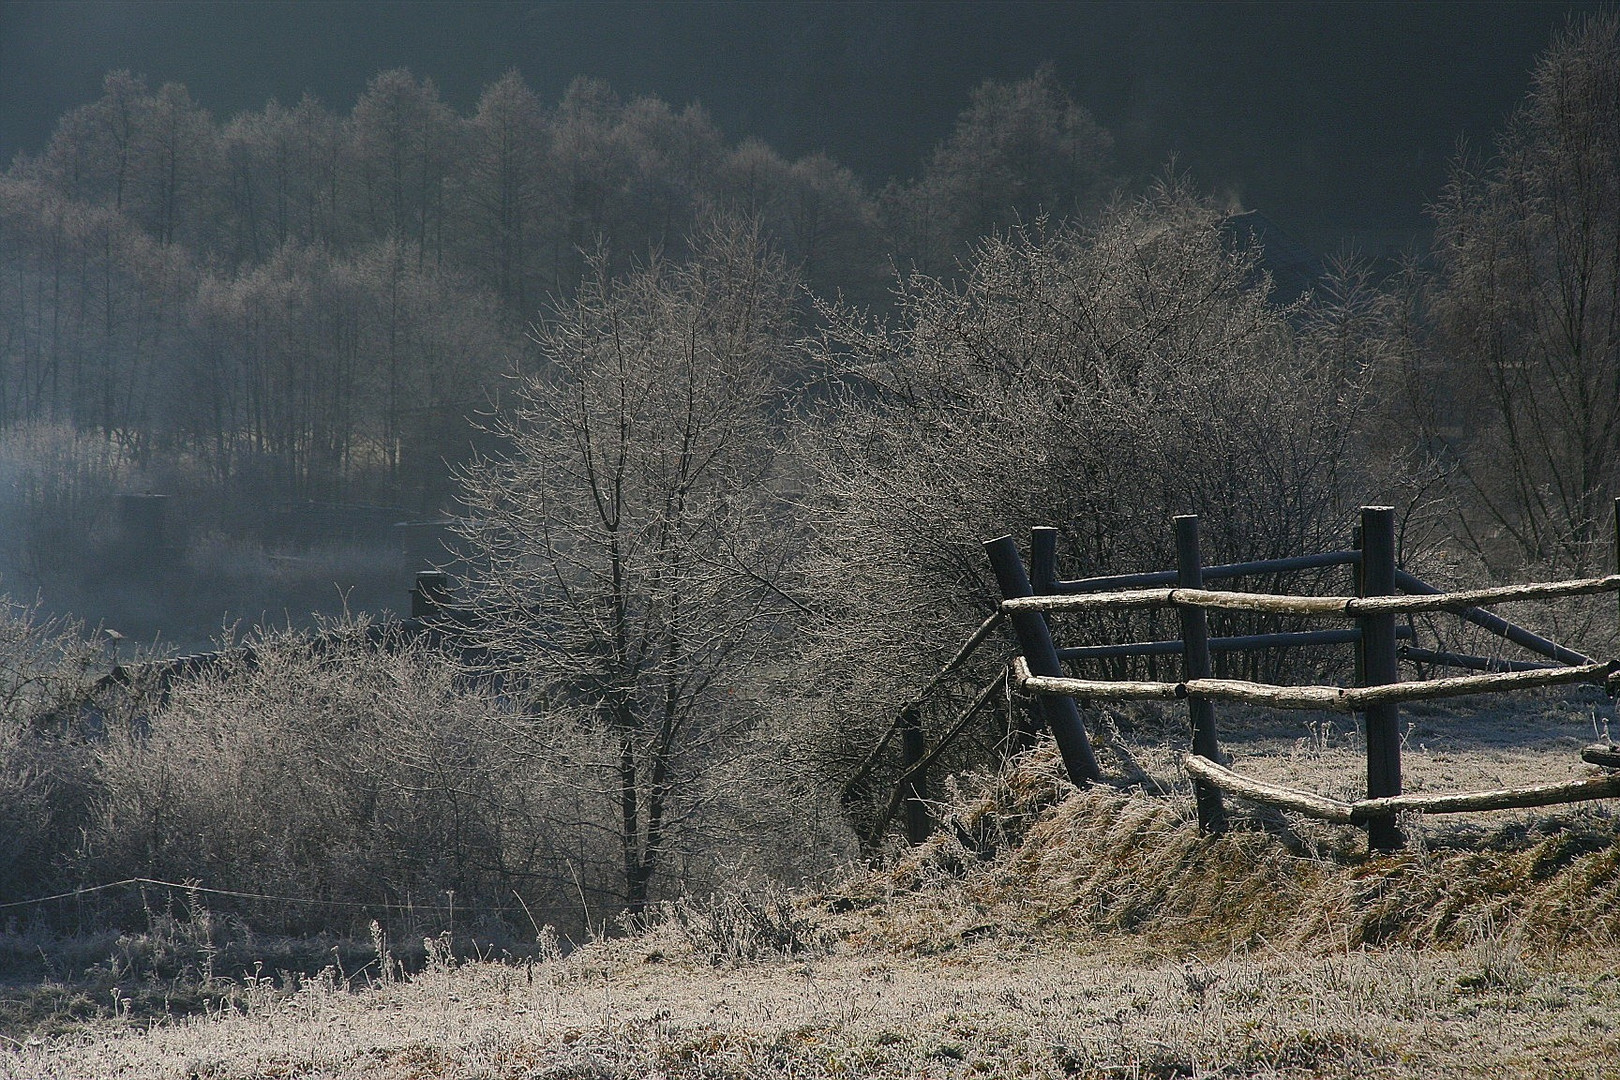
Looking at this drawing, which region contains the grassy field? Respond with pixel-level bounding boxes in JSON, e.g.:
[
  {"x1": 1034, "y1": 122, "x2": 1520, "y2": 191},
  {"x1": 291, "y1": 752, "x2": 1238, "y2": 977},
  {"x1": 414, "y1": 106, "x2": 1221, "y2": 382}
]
[
  {"x1": 6, "y1": 925, "x2": 1617, "y2": 1079},
  {"x1": 6, "y1": 695, "x2": 1620, "y2": 1079}
]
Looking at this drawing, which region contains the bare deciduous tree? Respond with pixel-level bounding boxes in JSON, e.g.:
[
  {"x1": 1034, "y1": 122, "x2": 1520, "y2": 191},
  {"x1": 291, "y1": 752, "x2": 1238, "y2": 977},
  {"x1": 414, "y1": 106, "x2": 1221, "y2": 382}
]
[
  {"x1": 1418, "y1": 13, "x2": 1620, "y2": 573},
  {"x1": 884, "y1": 65, "x2": 1117, "y2": 276},
  {"x1": 348, "y1": 69, "x2": 462, "y2": 267},
  {"x1": 465, "y1": 70, "x2": 551, "y2": 314},
  {"x1": 457, "y1": 219, "x2": 801, "y2": 914}
]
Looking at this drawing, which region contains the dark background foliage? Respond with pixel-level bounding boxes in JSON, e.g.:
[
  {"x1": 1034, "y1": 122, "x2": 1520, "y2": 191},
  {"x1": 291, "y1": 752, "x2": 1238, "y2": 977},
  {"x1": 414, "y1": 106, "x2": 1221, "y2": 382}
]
[{"x1": 1, "y1": 1, "x2": 1606, "y2": 256}]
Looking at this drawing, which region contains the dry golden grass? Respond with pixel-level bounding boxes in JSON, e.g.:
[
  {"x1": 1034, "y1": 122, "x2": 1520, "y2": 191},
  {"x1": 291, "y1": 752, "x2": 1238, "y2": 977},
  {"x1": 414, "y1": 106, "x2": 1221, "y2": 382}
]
[
  {"x1": 8, "y1": 923, "x2": 1617, "y2": 1078},
  {"x1": 9, "y1": 703, "x2": 1620, "y2": 1079}
]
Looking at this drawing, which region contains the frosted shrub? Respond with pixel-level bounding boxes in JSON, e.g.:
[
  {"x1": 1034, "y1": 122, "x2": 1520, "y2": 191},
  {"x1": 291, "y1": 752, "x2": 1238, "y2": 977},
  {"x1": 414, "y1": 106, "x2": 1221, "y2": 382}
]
[
  {"x1": 84, "y1": 619, "x2": 601, "y2": 934},
  {"x1": 0, "y1": 596, "x2": 105, "y2": 905}
]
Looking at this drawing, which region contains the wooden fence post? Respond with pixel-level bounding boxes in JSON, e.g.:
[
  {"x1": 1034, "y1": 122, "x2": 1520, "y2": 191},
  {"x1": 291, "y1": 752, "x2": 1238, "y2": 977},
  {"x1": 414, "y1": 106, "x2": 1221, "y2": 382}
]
[
  {"x1": 1176, "y1": 515, "x2": 1227, "y2": 833},
  {"x1": 1358, "y1": 506, "x2": 1404, "y2": 851},
  {"x1": 1030, "y1": 526, "x2": 1059, "y2": 595},
  {"x1": 1350, "y1": 523, "x2": 1365, "y2": 688},
  {"x1": 900, "y1": 704, "x2": 929, "y2": 844},
  {"x1": 984, "y1": 534, "x2": 1103, "y2": 785}
]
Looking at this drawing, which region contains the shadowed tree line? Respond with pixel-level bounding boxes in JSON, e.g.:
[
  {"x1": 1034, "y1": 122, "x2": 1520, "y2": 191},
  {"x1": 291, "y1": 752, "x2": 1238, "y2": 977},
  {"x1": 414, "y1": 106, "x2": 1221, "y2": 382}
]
[{"x1": 0, "y1": 65, "x2": 1114, "y2": 511}]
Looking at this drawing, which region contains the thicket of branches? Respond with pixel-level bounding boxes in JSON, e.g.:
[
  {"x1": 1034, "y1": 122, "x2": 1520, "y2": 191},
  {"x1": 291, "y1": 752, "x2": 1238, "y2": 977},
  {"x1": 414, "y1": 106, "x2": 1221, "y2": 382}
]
[
  {"x1": 792, "y1": 178, "x2": 1379, "y2": 832},
  {"x1": 1401, "y1": 12, "x2": 1620, "y2": 577}
]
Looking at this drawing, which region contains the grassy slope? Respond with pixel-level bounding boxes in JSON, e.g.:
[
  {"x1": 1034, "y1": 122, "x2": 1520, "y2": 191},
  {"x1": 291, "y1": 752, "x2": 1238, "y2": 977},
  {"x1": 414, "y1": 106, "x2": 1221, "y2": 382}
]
[{"x1": 8, "y1": 711, "x2": 1620, "y2": 1079}]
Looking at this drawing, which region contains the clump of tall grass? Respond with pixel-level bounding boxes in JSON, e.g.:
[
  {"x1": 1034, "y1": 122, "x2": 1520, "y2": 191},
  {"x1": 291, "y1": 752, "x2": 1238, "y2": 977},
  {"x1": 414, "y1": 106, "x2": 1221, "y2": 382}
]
[
  {"x1": 657, "y1": 882, "x2": 831, "y2": 965},
  {"x1": 822, "y1": 738, "x2": 1620, "y2": 956}
]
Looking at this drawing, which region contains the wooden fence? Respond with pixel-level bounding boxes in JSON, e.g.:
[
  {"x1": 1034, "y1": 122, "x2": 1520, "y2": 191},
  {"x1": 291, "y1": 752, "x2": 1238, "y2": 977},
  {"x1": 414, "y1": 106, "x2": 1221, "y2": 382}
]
[{"x1": 862, "y1": 504, "x2": 1620, "y2": 852}]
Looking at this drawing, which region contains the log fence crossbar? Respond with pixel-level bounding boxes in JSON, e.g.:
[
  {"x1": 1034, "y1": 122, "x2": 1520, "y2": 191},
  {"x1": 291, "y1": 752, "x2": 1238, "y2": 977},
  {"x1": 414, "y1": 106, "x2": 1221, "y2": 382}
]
[
  {"x1": 1052, "y1": 549, "x2": 1362, "y2": 593},
  {"x1": 1012, "y1": 655, "x2": 1620, "y2": 711},
  {"x1": 1001, "y1": 574, "x2": 1620, "y2": 619},
  {"x1": 1395, "y1": 569, "x2": 1595, "y2": 666},
  {"x1": 1057, "y1": 625, "x2": 1413, "y2": 662},
  {"x1": 1184, "y1": 753, "x2": 1620, "y2": 823},
  {"x1": 1398, "y1": 645, "x2": 1561, "y2": 674}
]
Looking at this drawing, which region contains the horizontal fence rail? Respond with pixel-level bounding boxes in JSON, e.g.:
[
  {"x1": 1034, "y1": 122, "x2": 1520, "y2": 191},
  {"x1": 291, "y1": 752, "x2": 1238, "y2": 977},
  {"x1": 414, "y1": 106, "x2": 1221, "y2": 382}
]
[
  {"x1": 1014, "y1": 656, "x2": 1618, "y2": 711},
  {"x1": 1185, "y1": 754, "x2": 1620, "y2": 823},
  {"x1": 1002, "y1": 574, "x2": 1620, "y2": 619},
  {"x1": 1398, "y1": 645, "x2": 1562, "y2": 674},
  {"x1": 1051, "y1": 550, "x2": 1363, "y2": 593},
  {"x1": 1056, "y1": 625, "x2": 1412, "y2": 662},
  {"x1": 1395, "y1": 568, "x2": 1596, "y2": 666}
]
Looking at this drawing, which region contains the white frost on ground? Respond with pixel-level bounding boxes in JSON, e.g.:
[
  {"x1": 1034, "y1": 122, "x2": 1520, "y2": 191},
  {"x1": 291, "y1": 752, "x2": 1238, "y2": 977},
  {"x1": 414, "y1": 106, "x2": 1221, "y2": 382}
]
[{"x1": 7, "y1": 931, "x2": 1618, "y2": 1079}]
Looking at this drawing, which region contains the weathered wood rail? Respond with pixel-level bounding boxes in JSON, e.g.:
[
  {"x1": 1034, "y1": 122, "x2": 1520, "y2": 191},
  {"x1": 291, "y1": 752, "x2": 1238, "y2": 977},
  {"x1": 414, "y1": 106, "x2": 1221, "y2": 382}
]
[
  {"x1": 977, "y1": 504, "x2": 1620, "y2": 851},
  {"x1": 1012, "y1": 655, "x2": 1619, "y2": 710},
  {"x1": 1001, "y1": 575, "x2": 1620, "y2": 618},
  {"x1": 1182, "y1": 753, "x2": 1620, "y2": 823}
]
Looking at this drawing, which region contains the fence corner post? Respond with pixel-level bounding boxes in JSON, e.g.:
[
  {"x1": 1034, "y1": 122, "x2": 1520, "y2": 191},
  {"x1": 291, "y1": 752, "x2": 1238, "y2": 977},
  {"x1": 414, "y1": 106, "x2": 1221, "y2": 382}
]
[
  {"x1": 983, "y1": 534, "x2": 1103, "y2": 785},
  {"x1": 1358, "y1": 506, "x2": 1404, "y2": 852},
  {"x1": 1175, "y1": 515, "x2": 1227, "y2": 834}
]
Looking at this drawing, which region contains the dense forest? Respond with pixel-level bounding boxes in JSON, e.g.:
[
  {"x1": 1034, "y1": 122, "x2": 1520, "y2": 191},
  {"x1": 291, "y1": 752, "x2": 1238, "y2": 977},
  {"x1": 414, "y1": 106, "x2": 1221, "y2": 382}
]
[
  {"x1": 1, "y1": 14, "x2": 1618, "y2": 943},
  {"x1": 0, "y1": 62, "x2": 1108, "y2": 510}
]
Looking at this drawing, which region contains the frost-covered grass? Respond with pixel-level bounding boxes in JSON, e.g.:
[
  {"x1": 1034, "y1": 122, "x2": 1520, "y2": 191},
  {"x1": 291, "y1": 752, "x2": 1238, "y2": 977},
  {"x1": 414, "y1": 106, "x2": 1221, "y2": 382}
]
[
  {"x1": 9, "y1": 702, "x2": 1620, "y2": 1079},
  {"x1": 7, "y1": 923, "x2": 1618, "y2": 1079}
]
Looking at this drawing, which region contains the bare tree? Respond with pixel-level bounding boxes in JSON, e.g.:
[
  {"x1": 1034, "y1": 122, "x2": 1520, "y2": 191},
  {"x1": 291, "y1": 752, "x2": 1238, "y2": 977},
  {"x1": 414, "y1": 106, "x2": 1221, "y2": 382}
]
[
  {"x1": 1419, "y1": 13, "x2": 1620, "y2": 573},
  {"x1": 219, "y1": 95, "x2": 346, "y2": 265},
  {"x1": 465, "y1": 70, "x2": 551, "y2": 314},
  {"x1": 348, "y1": 69, "x2": 461, "y2": 266},
  {"x1": 717, "y1": 142, "x2": 881, "y2": 303},
  {"x1": 457, "y1": 219, "x2": 800, "y2": 914},
  {"x1": 36, "y1": 70, "x2": 149, "y2": 214},
  {"x1": 884, "y1": 65, "x2": 1117, "y2": 275},
  {"x1": 138, "y1": 81, "x2": 216, "y2": 249}
]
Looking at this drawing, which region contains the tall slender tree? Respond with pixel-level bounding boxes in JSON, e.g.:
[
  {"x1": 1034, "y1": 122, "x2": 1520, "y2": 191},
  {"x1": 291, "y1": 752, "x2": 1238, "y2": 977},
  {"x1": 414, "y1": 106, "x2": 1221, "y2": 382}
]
[
  {"x1": 884, "y1": 66, "x2": 1116, "y2": 275},
  {"x1": 1418, "y1": 13, "x2": 1620, "y2": 572},
  {"x1": 348, "y1": 70, "x2": 461, "y2": 265},
  {"x1": 457, "y1": 219, "x2": 798, "y2": 914},
  {"x1": 465, "y1": 70, "x2": 550, "y2": 314}
]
